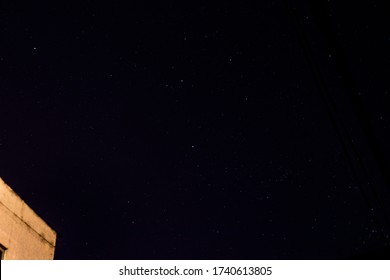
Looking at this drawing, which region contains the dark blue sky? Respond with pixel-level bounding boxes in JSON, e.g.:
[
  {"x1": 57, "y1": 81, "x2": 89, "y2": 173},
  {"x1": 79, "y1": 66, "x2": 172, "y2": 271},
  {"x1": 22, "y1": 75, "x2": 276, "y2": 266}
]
[{"x1": 1, "y1": 1, "x2": 390, "y2": 259}]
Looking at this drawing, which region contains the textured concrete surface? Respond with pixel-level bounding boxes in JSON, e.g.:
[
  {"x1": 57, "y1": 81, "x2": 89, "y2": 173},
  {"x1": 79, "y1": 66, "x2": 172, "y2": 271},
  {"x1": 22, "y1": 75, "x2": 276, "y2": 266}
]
[{"x1": 0, "y1": 178, "x2": 56, "y2": 259}]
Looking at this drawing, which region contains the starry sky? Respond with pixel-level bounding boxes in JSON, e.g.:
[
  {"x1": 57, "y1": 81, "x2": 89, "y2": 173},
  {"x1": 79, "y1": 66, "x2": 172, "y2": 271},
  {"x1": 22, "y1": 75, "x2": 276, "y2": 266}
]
[{"x1": 1, "y1": 1, "x2": 390, "y2": 259}]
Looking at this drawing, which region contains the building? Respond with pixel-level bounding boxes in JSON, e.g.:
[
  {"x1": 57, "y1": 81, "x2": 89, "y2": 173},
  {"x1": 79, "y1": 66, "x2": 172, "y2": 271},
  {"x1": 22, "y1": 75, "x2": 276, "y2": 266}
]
[{"x1": 0, "y1": 178, "x2": 57, "y2": 259}]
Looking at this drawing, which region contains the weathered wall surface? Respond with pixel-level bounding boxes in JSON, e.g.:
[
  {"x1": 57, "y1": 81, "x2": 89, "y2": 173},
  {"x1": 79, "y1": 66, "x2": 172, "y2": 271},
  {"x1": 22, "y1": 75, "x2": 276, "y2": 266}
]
[{"x1": 0, "y1": 178, "x2": 56, "y2": 259}]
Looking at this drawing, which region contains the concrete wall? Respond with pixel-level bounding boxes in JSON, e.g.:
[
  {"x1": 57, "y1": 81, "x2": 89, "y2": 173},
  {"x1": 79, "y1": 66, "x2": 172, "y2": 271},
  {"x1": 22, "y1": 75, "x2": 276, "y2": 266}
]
[{"x1": 0, "y1": 178, "x2": 56, "y2": 259}]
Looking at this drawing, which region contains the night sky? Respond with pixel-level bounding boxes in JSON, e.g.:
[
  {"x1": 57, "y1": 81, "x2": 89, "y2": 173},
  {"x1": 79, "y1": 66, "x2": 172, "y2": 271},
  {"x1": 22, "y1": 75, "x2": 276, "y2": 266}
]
[{"x1": 1, "y1": 1, "x2": 390, "y2": 259}]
